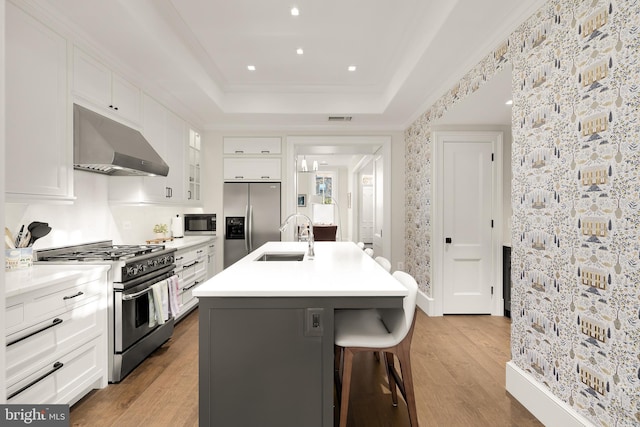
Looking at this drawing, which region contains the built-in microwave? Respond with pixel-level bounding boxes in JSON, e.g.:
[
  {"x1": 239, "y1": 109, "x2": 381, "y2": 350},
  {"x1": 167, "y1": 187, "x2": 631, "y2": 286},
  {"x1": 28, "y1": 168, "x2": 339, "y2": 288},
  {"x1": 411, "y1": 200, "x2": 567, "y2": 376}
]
[{"x1": 184, "y1": 213, "x2": 216, "y2": 236}]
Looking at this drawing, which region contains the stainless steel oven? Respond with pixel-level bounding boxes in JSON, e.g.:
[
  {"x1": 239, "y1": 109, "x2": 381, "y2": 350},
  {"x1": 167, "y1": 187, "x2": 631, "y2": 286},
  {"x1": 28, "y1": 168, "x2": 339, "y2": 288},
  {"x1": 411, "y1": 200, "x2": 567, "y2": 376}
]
[
  {"x1": 113, "y1": 264, "x2": 174, "y2": 366},
  {"x1": 36, "y1": 241, "x2": 177, "y2": 383},
  {"x1": 184, "y1": 213, "x2": 216, "y2": 235}
]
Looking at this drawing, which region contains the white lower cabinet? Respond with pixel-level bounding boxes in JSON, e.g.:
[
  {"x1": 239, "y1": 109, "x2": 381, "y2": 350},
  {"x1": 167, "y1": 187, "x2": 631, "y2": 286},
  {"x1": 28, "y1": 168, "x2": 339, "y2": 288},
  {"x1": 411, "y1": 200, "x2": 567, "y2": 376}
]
[
  {"x1": 5, "y1": 267, "x2": 108, "y2": 406},
  {"x1": 206, "y1": 242, "x2": 217, "y2": 280},
  {"x1": 174, "y1": 241, "x2": 210, "y2": 321},
  {"x1": 7, "y1": 338, "x2": 104, "y2": 405}
]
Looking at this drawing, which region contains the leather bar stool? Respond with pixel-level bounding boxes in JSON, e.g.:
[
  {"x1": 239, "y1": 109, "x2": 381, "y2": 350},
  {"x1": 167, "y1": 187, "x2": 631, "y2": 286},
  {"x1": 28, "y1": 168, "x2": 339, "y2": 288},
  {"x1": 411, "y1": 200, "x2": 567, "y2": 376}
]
[{"x1": 334, "y1": 271, "x2": 419, "y2": 427}]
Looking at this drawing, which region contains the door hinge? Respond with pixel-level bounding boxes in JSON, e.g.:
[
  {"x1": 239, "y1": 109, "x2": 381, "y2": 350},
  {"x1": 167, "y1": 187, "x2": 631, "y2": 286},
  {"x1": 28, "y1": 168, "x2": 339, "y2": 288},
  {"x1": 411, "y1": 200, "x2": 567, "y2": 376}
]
[
  {"x1": 491, "y1": 286, "x2": 494, "y2": 296},
  {"x1": 491, "y1": 153, "x2": 495, "y2": 161}
]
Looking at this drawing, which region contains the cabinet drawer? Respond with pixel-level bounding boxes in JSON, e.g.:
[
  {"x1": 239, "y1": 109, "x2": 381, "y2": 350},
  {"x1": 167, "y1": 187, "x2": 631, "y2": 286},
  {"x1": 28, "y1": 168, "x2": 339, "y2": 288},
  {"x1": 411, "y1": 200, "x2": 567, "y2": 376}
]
[
  {"x1": 181, "y1": 269, "x2": 205, "y2": 299},
  {"x1": 7, "y1": 338, "x2": 104, "y2": 405},
  {"x1": 6, "y1": 300, "x2": 103, "y2": 385},
  {"x1": 223, "y1": 158, "x2": 281, "y2": 181},
  {"x1": 174, "y1": 250, "x2": 196, "y2": 269},
  {"x1": 179, "y1": 259, "x2": 204, "y2": 286},
  {"x1": 7, "y1": 277, "x2": 104, "y2": 336},
  {"x1": 223, "y1": 137, "x2": 281, "y2": 154},
  {"x1": 194, "y1": 261, "x2": 206, "y2": 277}
]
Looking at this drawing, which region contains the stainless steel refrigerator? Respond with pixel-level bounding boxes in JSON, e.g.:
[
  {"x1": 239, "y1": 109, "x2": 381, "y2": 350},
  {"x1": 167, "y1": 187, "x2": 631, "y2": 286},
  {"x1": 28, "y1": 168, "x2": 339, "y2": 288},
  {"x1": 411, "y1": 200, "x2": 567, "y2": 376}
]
[{"x1": 223, "y1": 182, "x2": 281, "y2": 268}]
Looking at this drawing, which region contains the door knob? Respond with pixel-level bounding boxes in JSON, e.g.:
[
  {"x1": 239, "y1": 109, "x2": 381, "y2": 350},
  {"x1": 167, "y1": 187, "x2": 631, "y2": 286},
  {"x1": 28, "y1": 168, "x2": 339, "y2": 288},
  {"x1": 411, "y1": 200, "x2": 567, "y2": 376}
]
[{"x1": 445, "y1": 237, "x2": 452, "y2": 244}]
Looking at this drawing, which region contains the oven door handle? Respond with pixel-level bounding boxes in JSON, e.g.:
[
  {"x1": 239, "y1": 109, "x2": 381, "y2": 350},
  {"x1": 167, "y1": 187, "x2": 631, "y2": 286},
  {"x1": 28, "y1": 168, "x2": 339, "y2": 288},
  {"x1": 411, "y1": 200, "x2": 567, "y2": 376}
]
[{"x1": 122, "y1": 287, "x2": 153, "y2": 301}]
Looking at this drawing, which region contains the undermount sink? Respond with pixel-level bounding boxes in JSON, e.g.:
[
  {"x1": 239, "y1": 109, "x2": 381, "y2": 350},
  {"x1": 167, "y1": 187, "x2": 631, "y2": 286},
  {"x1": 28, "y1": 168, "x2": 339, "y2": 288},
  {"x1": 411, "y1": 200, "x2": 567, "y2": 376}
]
[{"x1": 255, "y1": 252, "x2": 306, "y2": 262}]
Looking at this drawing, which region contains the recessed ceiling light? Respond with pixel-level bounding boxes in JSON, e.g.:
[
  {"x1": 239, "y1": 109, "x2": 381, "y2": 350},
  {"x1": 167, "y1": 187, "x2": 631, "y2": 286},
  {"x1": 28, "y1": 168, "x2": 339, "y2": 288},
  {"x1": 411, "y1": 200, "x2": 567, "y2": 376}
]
[
  {"x1": 348, "y1": 65, "x2": 357, "y2": 72},
  {"x1": 296, "y1": 48, "x2": 304, "y2": 55},
  {"x1": 291, "y1": 7, "x2": 299, "y2": 16},
  {"x1": 505, "y1": 99, "x2": 513, "y2": 105},
  {"x1": 247, "y1": 65, "x2": 256, "y2": 71}
]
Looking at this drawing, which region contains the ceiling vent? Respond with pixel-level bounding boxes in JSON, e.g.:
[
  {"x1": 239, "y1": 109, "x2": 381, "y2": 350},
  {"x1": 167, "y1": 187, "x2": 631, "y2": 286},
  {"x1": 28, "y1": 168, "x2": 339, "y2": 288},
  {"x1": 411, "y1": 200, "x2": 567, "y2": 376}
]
[{"x1": 328, "y1": 116, "x2": 352, "y2": 122}]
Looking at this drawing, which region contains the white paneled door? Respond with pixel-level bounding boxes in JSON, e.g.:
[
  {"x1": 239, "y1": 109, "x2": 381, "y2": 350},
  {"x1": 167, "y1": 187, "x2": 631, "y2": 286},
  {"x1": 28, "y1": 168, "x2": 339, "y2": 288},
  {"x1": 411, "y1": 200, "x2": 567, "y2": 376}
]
[
  {"x1": 359, "y1": 183, "x2": 373, "y2": 243},
  {"x1": 442, "y1": 139, "x2": 494, "y2": 314}
]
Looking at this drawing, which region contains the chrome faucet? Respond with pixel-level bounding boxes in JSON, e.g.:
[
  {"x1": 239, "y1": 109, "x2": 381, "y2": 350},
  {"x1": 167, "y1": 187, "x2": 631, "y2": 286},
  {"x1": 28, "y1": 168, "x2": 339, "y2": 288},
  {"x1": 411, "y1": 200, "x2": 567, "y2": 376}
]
[{"x1": 279, "y1": 213, "x2": 314, "y2": 257}]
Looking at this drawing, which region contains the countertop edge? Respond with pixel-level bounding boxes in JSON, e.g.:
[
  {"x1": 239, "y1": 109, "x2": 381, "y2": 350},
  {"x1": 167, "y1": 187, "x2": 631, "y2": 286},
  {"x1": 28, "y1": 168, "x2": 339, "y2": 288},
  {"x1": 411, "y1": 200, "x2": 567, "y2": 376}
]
[{"x1": 6, "y1": 264, "x2": 111, "y2": 299}]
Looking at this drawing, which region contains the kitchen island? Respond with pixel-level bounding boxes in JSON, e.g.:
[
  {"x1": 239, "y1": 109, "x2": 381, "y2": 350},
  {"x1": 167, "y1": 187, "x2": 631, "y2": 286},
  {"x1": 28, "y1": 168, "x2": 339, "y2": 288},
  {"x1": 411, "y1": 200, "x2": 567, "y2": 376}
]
[{"x1": 194, "y1": 241, "x2": 408, "y2": 427}]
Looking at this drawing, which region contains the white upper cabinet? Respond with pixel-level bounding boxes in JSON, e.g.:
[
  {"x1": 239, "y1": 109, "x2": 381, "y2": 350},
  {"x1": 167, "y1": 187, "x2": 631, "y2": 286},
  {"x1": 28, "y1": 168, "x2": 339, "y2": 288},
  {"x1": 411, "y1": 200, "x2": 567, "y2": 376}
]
[
  {"x1": 187, "y1": 130, "x2": 202, "y2": 202},
  {"x1": 73, "y1": 47, "x2": 141, "y2": 126},
  {"x1": 223, "y1": 137, "x2": 282, "y2": 182},
  {"x1": 5, "y1": 2, "x2": 73, "y2": 201},
  {"x1": 223, "y1": 137, "x2": 282, "y2": 155},
  {"x1": 160, "y1": 107, "x2": 187, "y2": 202},
  {"x1": 223, "y1": 158, "x2": 281, "y2": 181}
]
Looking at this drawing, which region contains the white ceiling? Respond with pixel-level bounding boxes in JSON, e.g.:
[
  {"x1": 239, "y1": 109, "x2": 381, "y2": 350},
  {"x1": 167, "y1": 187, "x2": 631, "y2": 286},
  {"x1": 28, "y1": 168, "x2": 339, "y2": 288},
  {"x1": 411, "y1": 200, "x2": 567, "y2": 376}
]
[
  {"x1": 435, "y1": 66, "x2": 513, "y2": 126},
  {"x1": 33, "y1": 0, "x2": 544, "y2": 130}
]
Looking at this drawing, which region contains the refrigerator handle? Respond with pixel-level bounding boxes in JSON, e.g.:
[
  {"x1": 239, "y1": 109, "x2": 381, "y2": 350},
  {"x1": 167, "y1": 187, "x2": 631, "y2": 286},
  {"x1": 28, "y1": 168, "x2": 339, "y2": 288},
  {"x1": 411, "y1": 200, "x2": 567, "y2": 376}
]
[
  {"x1": 244, "y1": 205, "x2": 250, "y2": 254},
  {"x1": 248, "y1": 205, "x2": 254, "y2": 252}
]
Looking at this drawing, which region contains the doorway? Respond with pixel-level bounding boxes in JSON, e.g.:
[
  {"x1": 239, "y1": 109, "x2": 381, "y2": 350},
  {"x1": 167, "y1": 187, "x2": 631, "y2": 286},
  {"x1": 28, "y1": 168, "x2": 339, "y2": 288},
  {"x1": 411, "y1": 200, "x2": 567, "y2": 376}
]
[
  {"x1": 429, "y1": 66, "x2": 512, "y2": 317},
  {"x1": 358, "y1": 165, "x2": 374, "y2": 245},
  {"x1": 286, "y1": 136, "x2": 392, "y2": 258},
  {"x1": 437, "y1": 132, "x2": 501, "y2": 314}
]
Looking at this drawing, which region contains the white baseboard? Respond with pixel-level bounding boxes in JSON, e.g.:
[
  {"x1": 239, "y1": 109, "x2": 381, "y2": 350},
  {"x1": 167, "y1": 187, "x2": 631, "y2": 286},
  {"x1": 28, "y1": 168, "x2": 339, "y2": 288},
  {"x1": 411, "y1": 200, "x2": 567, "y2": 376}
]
[
  {"x1": 416, "y1": 290, "x2": 438, "y2": 316},
  {"x1": 506, "y1": 361, "x2": 595, "y2": 427}
]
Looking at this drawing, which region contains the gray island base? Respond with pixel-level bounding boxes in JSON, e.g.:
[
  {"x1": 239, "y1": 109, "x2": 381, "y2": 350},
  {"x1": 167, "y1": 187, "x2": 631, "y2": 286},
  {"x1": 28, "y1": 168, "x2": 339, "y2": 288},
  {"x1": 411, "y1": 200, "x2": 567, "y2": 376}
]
[{"x1": 194, "y1": 242, "x2": 407, "y2": 427}]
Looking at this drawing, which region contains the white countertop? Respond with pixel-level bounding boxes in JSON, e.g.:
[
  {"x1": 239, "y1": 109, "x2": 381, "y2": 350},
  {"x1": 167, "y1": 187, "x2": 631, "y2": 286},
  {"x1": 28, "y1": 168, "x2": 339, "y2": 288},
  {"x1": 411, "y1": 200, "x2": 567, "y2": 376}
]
[
  {"x1": 5, "y1": 264, "x2": 111, "y2": 299},
  {"x1": 161, "y1": 236, "x2": 216, "y2": 251},
  {"x1": 194, "y1": 241, "x2": 408, "y2": 298}
]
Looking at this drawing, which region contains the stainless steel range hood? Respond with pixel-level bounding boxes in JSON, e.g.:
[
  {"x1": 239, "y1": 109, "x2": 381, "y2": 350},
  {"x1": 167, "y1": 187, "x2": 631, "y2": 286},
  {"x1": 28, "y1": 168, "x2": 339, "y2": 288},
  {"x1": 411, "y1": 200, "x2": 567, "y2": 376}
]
[{"x1": 73, "y1": 104, "x2": 169, "y2": 176}]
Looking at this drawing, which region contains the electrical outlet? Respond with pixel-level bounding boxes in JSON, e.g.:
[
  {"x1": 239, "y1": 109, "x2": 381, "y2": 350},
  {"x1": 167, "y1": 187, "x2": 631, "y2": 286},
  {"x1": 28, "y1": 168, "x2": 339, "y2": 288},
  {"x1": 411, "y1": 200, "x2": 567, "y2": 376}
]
[
  {"x1": 397, "y1": 261, "x2": 404, "y2": 271},
  {"x1": 304, "y1": 308, "x2": 323, "y2": 336},
  {"x1": 122, "y1": 221, "x2": 132, "y2": 230}
]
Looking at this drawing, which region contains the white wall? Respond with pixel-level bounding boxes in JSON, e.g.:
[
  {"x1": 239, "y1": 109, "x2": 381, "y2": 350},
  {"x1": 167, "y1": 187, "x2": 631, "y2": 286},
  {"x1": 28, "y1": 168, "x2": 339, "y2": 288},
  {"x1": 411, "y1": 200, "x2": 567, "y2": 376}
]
[{"x1": 4, "y1": 171, "x2": 204, "y2": 250}]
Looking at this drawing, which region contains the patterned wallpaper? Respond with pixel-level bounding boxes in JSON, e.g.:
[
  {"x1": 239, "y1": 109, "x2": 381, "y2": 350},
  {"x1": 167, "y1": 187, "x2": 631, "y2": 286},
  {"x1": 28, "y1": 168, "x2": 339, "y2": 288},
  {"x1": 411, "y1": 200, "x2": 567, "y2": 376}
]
[{"x1": 405, "y1": 0, "x2": 640, "y2": 425}]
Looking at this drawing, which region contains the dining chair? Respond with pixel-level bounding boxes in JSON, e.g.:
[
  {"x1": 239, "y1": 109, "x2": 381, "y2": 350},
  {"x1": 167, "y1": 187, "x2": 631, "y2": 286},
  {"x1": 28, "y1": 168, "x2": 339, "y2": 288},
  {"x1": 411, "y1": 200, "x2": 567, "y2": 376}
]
[
  {"x1": 364, "y1": 248, "x2": 374, "y2": 257},
  {"x1": 356, "y1": 241, "x2": 365, "y2": 249},
  {"x1": 334, "y1": 271, "x2": 419, "y2": 427},
  {"x1": 374, "y1": 256, "x2": 391, "y2": 273}
]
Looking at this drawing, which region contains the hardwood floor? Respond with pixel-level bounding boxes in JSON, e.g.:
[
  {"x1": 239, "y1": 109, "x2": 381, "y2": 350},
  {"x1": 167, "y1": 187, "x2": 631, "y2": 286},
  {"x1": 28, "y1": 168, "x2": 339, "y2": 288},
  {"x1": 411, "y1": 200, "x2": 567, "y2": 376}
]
[{"x1": 70, "y1": 309, "x2": 542, "y2": 427}]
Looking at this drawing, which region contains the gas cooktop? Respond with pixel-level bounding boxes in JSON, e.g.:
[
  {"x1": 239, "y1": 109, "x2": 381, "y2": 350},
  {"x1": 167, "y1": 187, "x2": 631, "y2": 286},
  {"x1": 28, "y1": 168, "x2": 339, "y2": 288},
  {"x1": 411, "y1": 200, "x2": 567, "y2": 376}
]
[
  {"x1": 35, "y1": 241, "x2": 177, "y2": 284},
  {"x1": 37, "y1": 244, "x2": 165, "y2": 261},
  {"x1": 35, "y1": 241, "x2": 169, "y2": 261}
]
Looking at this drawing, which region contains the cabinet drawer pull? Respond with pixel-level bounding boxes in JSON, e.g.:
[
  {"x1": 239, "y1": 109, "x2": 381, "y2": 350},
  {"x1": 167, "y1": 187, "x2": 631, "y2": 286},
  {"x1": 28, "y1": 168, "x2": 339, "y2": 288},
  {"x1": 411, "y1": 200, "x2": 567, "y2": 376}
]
[
  {"x1": 235, "y1": 176, "x2": 244, "y2": 179},
  {"x1": 183, "y1": 281, "x2": 200, "y2": 291},
  {"x1": 8, "y1": 362, "x2": 64, "y2": 400},
  {"x1": 234, "y1": 150, "x2": 244, "y2": 154},
  {"x1": 261, "y1": 150, "x2": 270, "y2": 154},
  {"x1": 7, "y1": 318, "x2": 64, "y2": 346},
  {"x1": 63, "y1": 291, "x2": 84, "y2": 300},
  {"x1": 261, "y1": 176, "x2": 270, "y2": 179},
  {"x1": 185, "y1": 261, "x2": 198, "y2": 268}
]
